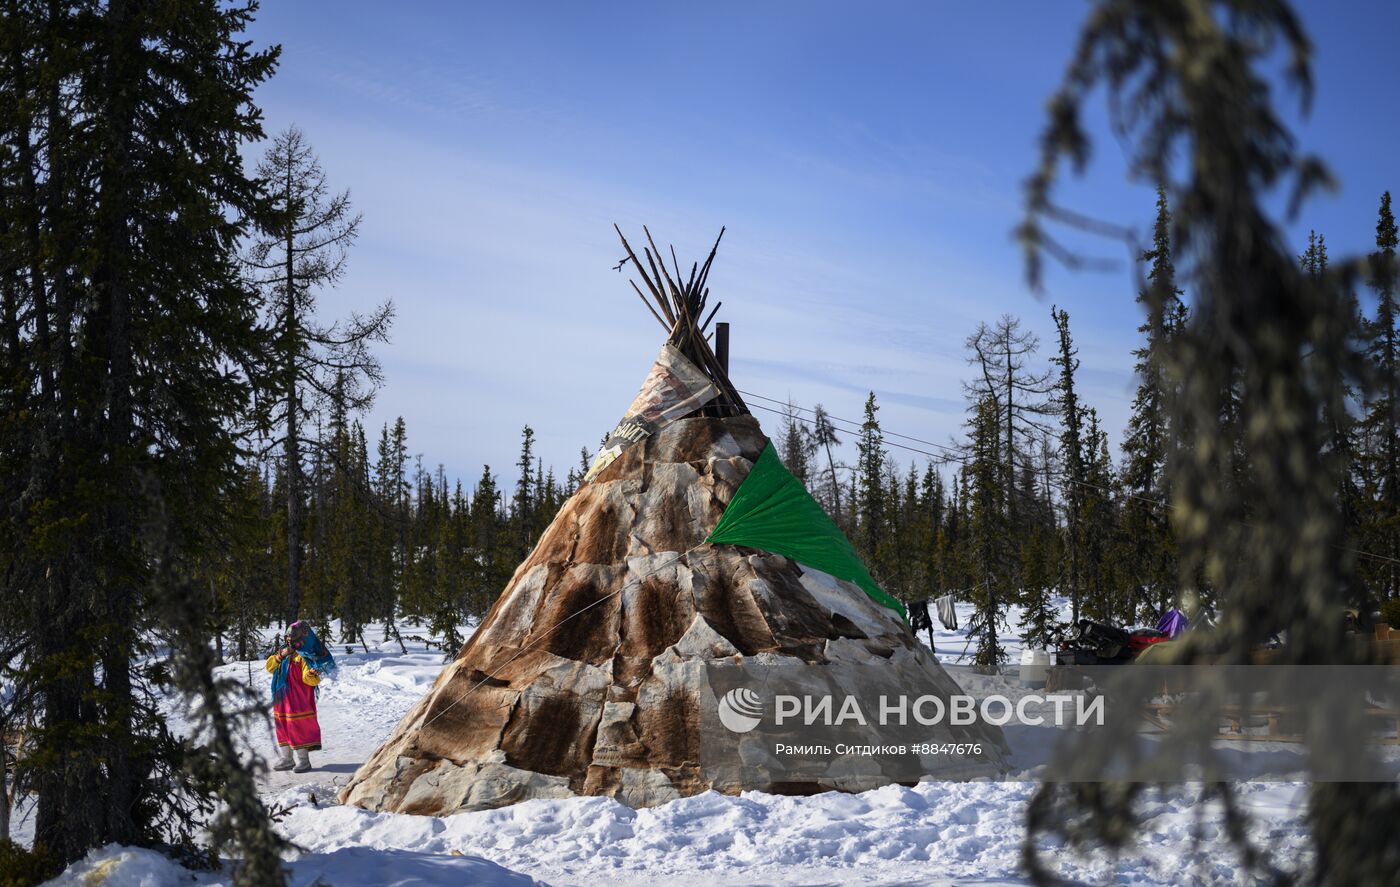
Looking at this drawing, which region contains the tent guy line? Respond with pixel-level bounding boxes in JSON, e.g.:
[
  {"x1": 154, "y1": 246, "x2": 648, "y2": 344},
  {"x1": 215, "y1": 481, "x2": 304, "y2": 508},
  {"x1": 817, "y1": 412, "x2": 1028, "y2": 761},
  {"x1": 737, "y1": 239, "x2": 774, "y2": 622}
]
[
  {"x1": 741, "y1": 388, "x2": 1169, "y2": 513},
  {"x1": 740, "y1": 388, "x2": 1141, "y2": 503},
  {"x1": 738, "y1": 388, "x2": 974, "y2": 458},
  {"x1": 741, "y1": 397, "x2": 1169, "y2": 508}
]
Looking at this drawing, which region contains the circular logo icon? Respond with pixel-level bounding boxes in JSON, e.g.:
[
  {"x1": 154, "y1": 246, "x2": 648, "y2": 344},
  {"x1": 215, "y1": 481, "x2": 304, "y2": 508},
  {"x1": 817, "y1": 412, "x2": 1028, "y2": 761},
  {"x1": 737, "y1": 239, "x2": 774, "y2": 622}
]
[{"x1": 717, "y1": 687, "x2": 763, "y2": 733}]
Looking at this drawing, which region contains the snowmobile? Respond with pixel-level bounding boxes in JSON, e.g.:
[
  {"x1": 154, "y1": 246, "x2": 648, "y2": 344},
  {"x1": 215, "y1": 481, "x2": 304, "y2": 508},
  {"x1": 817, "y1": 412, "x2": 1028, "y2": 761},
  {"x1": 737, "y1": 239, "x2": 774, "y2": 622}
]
[{"x1": 1055, "y1": 619, "x2": 1171, "y2": 666}]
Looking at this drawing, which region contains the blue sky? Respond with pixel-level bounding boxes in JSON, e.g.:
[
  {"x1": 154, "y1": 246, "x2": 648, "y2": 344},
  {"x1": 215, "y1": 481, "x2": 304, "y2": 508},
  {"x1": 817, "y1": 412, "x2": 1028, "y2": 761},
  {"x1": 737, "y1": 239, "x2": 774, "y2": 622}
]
[{"x1": 242, "y1": 1, "x2": 1400, "y2": 488}]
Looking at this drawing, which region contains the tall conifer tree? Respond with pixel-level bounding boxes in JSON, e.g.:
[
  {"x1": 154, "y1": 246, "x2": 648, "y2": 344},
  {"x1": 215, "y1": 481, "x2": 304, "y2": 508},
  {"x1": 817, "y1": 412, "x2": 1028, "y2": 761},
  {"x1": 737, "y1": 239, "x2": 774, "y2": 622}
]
[
  {"x1": 965, "y1": 395, "x2": 1008, "y2": 671},
  {"x1": 855, "y1": 393, "x2": 887, "y2": 565},
  {"x1": 0, "y1": 0, "x2": 285, "y2": 871},
  {"x1": 1120, "y1": 187, "x2": 1184, "y2": 620},
  {"x1": 810, "y1": 404, "x2": 844, "y2": 523},
  {"x1": 1364, "y1": 193, "x2": 1400, "y2": 599},
  {"x1": 1050, "y1": 306, "x2": 1087, "y2": 621}
]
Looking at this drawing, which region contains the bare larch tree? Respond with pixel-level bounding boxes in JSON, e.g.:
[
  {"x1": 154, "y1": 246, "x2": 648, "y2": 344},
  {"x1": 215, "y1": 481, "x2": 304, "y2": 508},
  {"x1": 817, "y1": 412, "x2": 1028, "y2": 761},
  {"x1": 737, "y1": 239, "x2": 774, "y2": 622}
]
[{"x1": 245, "y1": 125, "x2": 393, "y2": 623}]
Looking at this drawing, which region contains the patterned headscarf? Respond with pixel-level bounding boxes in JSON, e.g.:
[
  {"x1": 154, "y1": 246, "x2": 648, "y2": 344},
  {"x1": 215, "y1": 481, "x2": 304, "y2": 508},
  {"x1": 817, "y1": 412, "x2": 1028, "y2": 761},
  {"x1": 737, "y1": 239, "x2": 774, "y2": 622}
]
[{"x1": 270, "y1": 620, "x2": 337, "y2": 704}]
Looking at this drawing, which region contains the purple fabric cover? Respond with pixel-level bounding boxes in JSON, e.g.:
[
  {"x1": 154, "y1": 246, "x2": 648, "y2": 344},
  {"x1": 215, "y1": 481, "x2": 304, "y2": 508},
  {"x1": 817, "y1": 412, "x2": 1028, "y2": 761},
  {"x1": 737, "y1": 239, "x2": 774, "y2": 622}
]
[{"x1": 1156, "y1": 608, "x2": 1189, "y2": 639}]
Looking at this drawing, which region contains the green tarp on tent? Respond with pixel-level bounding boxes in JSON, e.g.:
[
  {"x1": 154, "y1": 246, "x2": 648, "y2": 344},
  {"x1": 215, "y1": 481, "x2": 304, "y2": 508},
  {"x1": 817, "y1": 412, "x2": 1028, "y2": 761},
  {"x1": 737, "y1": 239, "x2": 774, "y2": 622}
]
[{"x1": 706, "y1": 441, "x2": 906, "y2": 620}]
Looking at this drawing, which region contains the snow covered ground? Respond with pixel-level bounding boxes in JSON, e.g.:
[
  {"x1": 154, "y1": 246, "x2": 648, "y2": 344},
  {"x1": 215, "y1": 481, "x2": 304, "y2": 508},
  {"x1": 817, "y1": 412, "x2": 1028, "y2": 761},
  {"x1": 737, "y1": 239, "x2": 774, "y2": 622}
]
[
  {"x1": 44, "y1": 844, "x2": 546, "y2": 887},
  {"x1": 29, "y1": 601, "x2": 1316, "y2": 886}
]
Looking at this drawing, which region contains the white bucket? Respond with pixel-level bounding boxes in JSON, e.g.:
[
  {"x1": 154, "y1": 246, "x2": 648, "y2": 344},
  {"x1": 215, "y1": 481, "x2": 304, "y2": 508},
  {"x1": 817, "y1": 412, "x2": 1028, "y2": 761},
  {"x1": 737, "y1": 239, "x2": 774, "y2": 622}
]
[{"x1": 1020, "y1": 649, "x2": 1051, "y2": 688}]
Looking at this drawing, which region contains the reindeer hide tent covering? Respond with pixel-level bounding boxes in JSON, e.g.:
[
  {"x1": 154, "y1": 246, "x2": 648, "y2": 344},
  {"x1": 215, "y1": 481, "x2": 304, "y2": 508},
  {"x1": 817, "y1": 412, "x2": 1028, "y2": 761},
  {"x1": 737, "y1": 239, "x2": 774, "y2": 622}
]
[{"x1": 339, "y1": 229, "x2": 1006, "y2": 815}]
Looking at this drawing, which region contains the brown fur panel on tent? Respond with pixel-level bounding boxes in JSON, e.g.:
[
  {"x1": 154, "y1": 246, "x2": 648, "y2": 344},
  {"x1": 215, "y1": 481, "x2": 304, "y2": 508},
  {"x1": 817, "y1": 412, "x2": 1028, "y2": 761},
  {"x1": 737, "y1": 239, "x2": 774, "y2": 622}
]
[{"x1": 340, "y1": 415, "x2": 1006, "y2": 815}]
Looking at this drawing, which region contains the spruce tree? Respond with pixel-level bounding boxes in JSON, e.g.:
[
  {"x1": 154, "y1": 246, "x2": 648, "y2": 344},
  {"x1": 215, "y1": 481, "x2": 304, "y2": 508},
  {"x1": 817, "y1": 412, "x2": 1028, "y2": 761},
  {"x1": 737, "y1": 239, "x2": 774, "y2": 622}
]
[
  {"x1": 1301, "y1": 231, "x2": 1364, "y2": 567},
  {"x1": 778, "y1": 399, "x2": 812, "y2": 486},
  {"x1": 1018, "y1": 438, "x2": 1061, "y2": 650},
  {"x1": 1018, "y1": 524, "x2": 1057, "y2": 649},
  {"x1": 325, "y1": 408, "x2": 374, "y2": 646},
  {"x1": 1364, "y1": 193, "x2": 1400, "y2": 600},
  {"x1": 0, "y1": 0, "x2": 285, "y2": 869},
  {"x1": 1079, "y1": 410, "x2": 1120, "y2": 623},
  {"x1": 965, "y1": 395, "x2": 1008, "y2": 671},
  {"x1": 901, "y1": 463, "x2": 931, "y2": 601},
  {"x1": 920, "y1": 463, "x2": 946, "y2": 591},
  {"x1": 943, "y1": 471, "x2": 968, "y2": 591},
  {"x1": 209, "y1": 462, "x2": 279, "y2": 661},
  {"x1": 855, "y1": 393, "x2": 887, "y2": 565},
  {"x1": 429, "y1": 477, "x2": 469, "y2": 654},
  {"x1": 1119, "y1": 188, "x2": 1184, "y2": 621},
  {"x1": 513, "y1": 425, "x2": 537, "y2": 560},
  {"x1": 566, "y1": 446, "x2": 592, "y2": 493},
  {"x1": 400, "y1": 455, "x2": 431, "y2": 623},
  {"x1": 469, "y1": 464, "x2": 506, "y2": 619},
  {"x1": 365, "y1": 423, "x2": 398, "y2": 646},
  {"x1": 879, "y1": 462, "x2": 909, "y2": 596},
  {"x1": 382, "y1": 418, "x2": 410, "y2": 647},
  {"x1": 1050, "y1": 306, "x2": 1088, "y2": 621},
  {"x1": 811, "y1": 404, "x2": 844, "y2": 522}
]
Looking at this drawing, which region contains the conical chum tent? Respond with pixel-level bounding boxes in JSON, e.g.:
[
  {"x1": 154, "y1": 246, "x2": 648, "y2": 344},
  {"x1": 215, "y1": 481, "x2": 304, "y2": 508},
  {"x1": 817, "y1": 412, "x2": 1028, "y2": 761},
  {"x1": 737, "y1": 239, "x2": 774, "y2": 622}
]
[{"x1": 340, "y1": 228, "x2": 1006, "y2": 815}]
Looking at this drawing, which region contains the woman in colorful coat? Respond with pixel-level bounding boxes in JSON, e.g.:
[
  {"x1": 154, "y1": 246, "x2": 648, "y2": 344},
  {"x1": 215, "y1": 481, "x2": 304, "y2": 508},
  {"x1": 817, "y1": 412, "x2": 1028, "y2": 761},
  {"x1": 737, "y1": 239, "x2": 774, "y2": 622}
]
[{"x1": 267, "y1": 620, "x2": 336, "y2": 773}]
